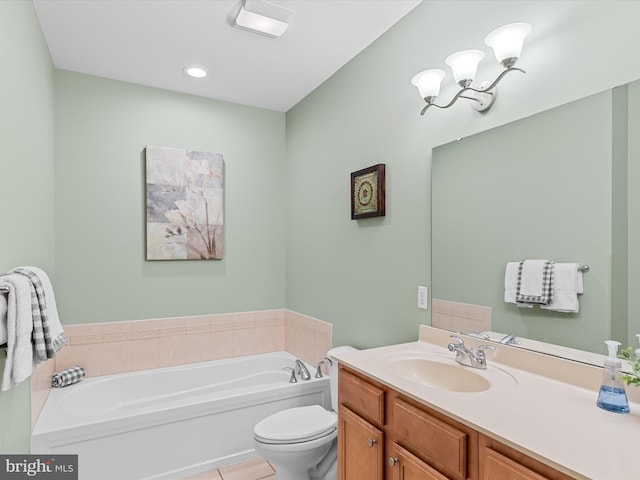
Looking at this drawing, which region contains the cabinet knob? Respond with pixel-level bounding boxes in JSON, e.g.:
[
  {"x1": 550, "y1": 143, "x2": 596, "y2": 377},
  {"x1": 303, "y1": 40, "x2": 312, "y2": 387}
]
[
  {"x1": 367, "y1": 438, "x2": 377, "y2": 447},
  {"x1": 388, "y1": 457, "x2": 398, "y2": 467}
]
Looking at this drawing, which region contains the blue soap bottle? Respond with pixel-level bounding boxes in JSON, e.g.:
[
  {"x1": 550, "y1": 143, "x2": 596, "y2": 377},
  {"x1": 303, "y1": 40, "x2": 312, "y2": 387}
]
[{"x1": 596, "y1": 340, "x2": 629, "y2": 413}]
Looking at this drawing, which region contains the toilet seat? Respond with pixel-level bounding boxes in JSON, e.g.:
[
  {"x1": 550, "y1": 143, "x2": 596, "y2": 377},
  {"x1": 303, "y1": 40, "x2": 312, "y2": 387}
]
[{"x1": 254, "y1": 405, "x2": 337, "y2": 445}]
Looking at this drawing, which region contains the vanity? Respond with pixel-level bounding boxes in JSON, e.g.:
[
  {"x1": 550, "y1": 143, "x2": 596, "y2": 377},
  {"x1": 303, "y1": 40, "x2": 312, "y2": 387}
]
[{"x1": 333, "y1": 326, "x2": 640, "y2": 480}]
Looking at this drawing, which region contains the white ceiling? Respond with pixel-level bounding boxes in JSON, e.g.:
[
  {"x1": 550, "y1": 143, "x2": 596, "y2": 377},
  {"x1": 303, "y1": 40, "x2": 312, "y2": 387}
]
[{"x1": 33, "y1": 0, "x2": 422, "y2": 112}]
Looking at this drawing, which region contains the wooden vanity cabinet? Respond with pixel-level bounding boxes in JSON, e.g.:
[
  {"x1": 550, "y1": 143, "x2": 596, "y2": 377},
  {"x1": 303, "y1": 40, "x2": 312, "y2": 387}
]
[
  {"x1": 338, "y1": 367, "x2": 386, "y2": 480},
  {"x1": 338, "y1": 365, "x2": 574, "y2": 480},
  {"x1": 479, "y1": 435, "x2": 574, "y2": 480},
  {"x1": 338, "y1": 365, "x2": 477, "y2": 480},
  {"x1": 338, "y1": 405, "x2": 384, "y2": 480},
  {"x1": 389, "y1": 393, "x2": 478, "y2": 480},
  {"x1": 388, "y1": 443, "x2": 449, "y2": 480}
]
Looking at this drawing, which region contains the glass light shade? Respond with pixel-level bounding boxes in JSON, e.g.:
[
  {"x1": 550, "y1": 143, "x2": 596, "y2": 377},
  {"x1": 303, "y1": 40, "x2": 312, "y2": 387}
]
[
  {"x1": 485, "y1": 23, "x2": 531, "y2": 66},
  {"x1": 411, "y1": 69, "x2": 446, "y2": 100},
  {"x1": 445, "y1": 50, "x2": 485, "y2": 86}
]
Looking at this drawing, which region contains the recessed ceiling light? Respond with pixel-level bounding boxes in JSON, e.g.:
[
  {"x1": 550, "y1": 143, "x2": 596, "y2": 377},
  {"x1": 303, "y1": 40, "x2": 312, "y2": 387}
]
[
  {"x1": 183, "y1": 66, "x2": 207, "y2": 78},
  {"x1": 234, "y1": 0, "x2": 295, "y2": 38}
]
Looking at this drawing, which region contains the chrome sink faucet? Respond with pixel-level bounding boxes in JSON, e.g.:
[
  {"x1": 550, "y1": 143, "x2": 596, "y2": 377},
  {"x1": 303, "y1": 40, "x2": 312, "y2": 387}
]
[
  {"x1": 447, "y1": 335, "x2": 495, "y2": 370},
  {"x1": 295, "y1": 359, "x2": 311, "y2": 381}
]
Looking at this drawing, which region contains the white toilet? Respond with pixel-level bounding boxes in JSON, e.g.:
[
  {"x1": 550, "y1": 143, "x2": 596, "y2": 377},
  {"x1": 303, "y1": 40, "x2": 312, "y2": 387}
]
[{"x1": 253, "y1": 346, "x2": 355, "y2": 480}]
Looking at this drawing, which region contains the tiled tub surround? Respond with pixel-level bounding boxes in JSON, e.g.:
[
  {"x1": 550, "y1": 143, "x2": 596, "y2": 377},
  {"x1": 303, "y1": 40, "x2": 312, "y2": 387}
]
[{"x1": 31, "y1": 309, "x2": 332, "y2": 429}]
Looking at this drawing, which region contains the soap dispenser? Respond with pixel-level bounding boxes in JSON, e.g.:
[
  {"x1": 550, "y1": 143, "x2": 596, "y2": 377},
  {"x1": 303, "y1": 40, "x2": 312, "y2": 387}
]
[{"x1": 596, "y1": 340, "x2": 630, "y2": 413}]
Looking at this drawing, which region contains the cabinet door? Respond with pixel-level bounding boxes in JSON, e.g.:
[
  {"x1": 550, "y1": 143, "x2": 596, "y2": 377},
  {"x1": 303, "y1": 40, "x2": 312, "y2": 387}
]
[
  {"x1": 389, "y1": 443, "x2": 449, "y2": 480},
  {"x1": 338, "y1": 405, "x2": 384, "y2": 480}
]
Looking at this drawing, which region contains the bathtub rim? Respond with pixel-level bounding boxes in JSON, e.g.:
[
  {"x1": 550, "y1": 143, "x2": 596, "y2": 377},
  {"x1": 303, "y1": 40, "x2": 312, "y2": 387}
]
[{"x1": 32, "y1": 351, "x2": 329, "y2": 450}]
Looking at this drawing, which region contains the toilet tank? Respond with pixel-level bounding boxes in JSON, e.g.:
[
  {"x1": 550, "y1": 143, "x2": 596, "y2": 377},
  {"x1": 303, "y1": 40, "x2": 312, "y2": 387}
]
[{"x1": 327, "y1": 346, "x2": 358, "y2": 412}]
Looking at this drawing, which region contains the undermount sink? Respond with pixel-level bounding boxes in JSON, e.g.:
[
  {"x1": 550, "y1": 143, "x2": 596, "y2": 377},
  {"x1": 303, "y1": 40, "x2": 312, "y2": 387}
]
[{"x1": 391, "y1": 358, "x2": 491, "y2": 393}]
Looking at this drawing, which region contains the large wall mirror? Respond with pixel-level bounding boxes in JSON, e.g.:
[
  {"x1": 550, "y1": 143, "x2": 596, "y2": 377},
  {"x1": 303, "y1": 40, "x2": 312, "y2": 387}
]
[{"x1": 431, "y1": 80, "x2": 639, "y2": 364}]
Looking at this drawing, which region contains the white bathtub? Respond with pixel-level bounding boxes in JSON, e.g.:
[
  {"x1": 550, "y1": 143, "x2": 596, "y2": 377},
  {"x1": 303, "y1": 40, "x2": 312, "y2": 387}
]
[{"x1": 32, "y1": 352, "x2": 331, "y2": 480}]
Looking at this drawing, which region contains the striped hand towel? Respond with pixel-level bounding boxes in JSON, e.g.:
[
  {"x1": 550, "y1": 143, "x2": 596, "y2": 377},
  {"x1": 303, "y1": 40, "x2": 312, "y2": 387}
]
[
  {"x1": 515, "y1": 260, "x2": 554, "y2": 306},
  {"x1": 52, "y1": 366, "x2": 85, "y2": 388},
  {"x1": 9, "y1": 267, "x2": 66, "y2": 362}
]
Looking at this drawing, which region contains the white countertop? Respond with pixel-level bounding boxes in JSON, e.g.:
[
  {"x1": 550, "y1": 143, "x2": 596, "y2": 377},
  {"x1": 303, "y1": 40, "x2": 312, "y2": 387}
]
[{"x1": 332, "y1": 327, "x2": 640, "y2": 480}]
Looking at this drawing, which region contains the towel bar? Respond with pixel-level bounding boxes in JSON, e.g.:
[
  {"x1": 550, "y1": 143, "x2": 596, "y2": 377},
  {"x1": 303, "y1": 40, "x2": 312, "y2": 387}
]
[{"x1": 578, "y1": 265, "x2": 590, "y2": 272}]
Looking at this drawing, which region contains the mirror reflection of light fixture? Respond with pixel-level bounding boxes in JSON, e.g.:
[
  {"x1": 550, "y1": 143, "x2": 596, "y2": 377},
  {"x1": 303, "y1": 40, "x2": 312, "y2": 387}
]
[
  {"x1": 411, "y1": 23, "x2": 531, "y2": 115},
  {"x1": 234, "y1": 0, "x2": 295, "y2": 38}
]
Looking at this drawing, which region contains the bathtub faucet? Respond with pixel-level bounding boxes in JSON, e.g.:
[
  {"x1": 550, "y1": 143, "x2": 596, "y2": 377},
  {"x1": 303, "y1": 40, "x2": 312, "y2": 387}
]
[{"x1": 294, "y1": 359, "x2": 311, "y2": 381}]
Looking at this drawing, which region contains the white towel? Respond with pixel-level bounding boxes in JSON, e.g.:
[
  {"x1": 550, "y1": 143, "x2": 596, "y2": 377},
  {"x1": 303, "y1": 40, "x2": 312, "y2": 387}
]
[
  {"x1": 541, "y1": 263, "x2": 583, "y2": 313},
  {"x1": 518, "y1": 259, "x2": 547, "y2": 297},
  {"x1": 504, "y1": 262, "x2": 519, "y2": 304},
  {"x1": 0, "y1": 293, "x2": 7, "y2": 345},
  {"x1": 0, "y1": 274, "x2": 35, "y2": 391},
  {"x1": 505, "y1": 260, "x2": 554, "y2": 308}
]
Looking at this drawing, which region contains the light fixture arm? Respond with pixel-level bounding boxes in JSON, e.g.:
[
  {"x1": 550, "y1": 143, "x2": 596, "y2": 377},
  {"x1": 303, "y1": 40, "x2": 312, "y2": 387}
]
[{"x1": 419, "y1": 66, "x2": 525, "y2": 115}]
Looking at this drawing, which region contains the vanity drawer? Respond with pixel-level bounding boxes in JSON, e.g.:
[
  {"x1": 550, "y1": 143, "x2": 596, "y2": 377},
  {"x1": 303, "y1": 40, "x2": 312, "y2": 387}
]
[
  {"x1": 392, "y1": 397, "x2": 472, "y2": 480},
  {"x1": 339, "y1": 366, "x2": 385, "y2": 427},
  {"x1": 479, "y1": 435, "x2": 574, "y2": 480}
]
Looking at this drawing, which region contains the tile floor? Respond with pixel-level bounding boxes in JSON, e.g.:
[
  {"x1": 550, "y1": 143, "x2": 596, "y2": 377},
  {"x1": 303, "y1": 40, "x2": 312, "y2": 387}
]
[{"x1": 183, "y1": 458, "x2": 275, "y2": 480}]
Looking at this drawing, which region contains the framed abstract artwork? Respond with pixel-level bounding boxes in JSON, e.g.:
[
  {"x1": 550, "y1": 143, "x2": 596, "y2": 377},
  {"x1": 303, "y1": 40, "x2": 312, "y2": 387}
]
[
  {"x1": 351, "y1": 164, "x2": 386, "y2": 220},
  {"x1": 145, "y1": 145, "x2": 224, "y2": 260}
]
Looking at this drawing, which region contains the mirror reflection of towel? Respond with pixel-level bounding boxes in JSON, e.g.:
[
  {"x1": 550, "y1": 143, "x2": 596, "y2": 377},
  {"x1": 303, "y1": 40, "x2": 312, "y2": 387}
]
[
  {"x1": 515, "y1": 260, "x2": 553, "y2": 306},
  {"x1": 541, "y1": 263, "x2": 583, "y2": 313},
  {"x1": 505, "y1": 261, "x2": 582, "y2": 313},
  {"x1": 504, "y1": 262, "x2": 520, "y2": 304}
]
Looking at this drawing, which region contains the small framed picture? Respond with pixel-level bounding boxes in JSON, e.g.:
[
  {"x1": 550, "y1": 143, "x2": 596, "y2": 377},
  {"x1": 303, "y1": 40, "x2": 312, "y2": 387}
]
[{"x1": 351, "y1": 164, "x2": 385, "y2": 220}]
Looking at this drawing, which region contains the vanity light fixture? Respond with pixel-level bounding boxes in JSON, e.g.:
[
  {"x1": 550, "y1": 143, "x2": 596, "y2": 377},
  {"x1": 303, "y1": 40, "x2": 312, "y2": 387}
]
[
  {"x1": 234, "y1": 0, "x2": 295, "y2": 38},
  {"x1": 411, "y1": 23, "x2": 531, "y2": 115},
  {"x1": 183, "y1": 66, "x2": 207, "y2": 78}
]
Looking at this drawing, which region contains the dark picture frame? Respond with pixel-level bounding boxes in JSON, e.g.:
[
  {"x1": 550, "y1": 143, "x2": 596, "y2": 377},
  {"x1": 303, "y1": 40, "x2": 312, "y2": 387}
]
[{"x1": 351, "y1": 164, "x2": 386, "y2": 220}]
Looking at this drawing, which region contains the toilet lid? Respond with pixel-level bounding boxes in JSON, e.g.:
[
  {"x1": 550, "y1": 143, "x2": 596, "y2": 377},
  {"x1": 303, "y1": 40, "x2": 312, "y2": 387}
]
[{"x1": 254, "y1": 405, "x2": 337, "y2": 444}]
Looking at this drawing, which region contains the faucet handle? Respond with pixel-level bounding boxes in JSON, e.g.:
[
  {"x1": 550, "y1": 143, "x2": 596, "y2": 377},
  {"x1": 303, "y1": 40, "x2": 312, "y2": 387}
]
[
  {"x1": 471, "y1": 331, "x2": 491, "y2": 340},
  {"x1": 315, "y1": 357, "x2": 334, "y2": 378},
  {"x1": 499, "y1": 334, "x2": 519, "y2": 345},
  {"x1": 282, "y1": 367, "x2": 297, "y2": 383},
  {"x1": 475, "y1": 345, "x2": 496, "y2": 365},
  {"x1": 448, "y1": 334, "x2": 465, "y2": 349},
  {"x1": 476, "y1": 344, "x2": 496, "y2": 354}
]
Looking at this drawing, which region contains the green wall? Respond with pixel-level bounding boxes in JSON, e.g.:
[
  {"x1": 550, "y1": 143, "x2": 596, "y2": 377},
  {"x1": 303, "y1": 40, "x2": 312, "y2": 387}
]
[
  {"x1": 285, "y1": 0, "x2": 640, "y2": 349},
  {"x1": 54, "y1": 71, "x2": 286, "y2": 324},
  {"x1": 0, "y1": 0, "x2": 55, "y2": 453}
]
